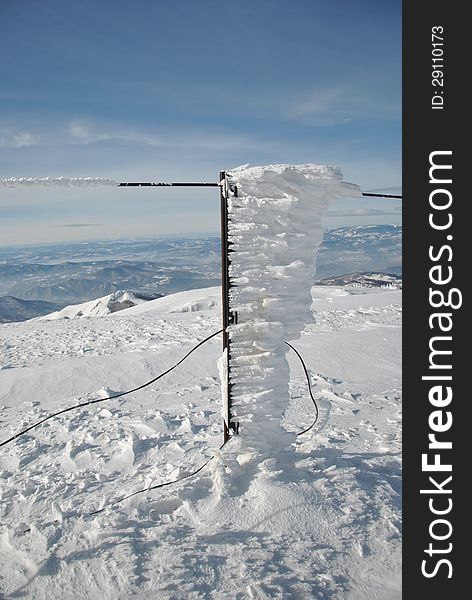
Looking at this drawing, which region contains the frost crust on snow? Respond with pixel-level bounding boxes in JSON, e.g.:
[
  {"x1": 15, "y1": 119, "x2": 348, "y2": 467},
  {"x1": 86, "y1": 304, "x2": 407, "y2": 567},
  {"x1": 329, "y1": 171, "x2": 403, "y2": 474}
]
[
  {"x1": 0, "y1": 177, "x2": 117, "y2": 187},
  {"x1": 225, "y1": 163, "x2": 360, "y2": 452}
]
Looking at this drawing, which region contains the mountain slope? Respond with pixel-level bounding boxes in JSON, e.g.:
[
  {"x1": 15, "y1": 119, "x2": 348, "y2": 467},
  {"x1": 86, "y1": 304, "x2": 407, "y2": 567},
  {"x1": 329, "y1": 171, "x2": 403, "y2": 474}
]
[
  {"x1": 0, "y1": 285, "x2": 401, "y2": 599},
  {"x1": 38, "y1": 290, "x2": 162, "y2": 320},
  {"x1": 0, "y1": 296, "x2": 60, "y2": 323}
]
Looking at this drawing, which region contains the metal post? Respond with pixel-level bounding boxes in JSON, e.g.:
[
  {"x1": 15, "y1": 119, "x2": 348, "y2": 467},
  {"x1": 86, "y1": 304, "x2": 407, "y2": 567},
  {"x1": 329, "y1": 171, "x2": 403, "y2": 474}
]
[{"x1": 219, "y1": 171, "x2": 232, "y2": 443}]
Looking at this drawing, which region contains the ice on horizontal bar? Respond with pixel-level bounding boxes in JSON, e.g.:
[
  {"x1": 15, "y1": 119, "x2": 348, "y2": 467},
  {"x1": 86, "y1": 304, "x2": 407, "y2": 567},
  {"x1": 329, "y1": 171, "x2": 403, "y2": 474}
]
[{"x1": 0, "y1": 177, "x2": 118, "y2": 187}]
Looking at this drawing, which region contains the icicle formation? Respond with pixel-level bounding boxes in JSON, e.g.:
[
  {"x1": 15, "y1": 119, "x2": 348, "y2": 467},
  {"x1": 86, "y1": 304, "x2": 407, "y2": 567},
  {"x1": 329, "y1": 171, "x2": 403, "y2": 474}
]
[
  {"x1": 226, "y1": 164, "x2": 360, "y2": 453},
  {"x1": 0, "y1": 177, "x2": 118, "y2": 187}
]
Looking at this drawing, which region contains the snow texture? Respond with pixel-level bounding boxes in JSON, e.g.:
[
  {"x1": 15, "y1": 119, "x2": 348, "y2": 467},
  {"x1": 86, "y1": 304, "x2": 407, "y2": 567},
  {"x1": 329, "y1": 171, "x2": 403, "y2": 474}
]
[
  {"x1": 0, "y1": 177, "x2": 117, "y2": 187},
  {"x1": 226, "y1": 164, "x2": 360, "y2": 453},
  {"x1": 0, "y1": 285, "x2": 402, "y2": 599}
]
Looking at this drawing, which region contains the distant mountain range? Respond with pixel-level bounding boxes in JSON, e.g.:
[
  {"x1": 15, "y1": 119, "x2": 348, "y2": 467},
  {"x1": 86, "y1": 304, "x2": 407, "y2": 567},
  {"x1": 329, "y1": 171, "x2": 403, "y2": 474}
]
[
  {"x1": 0, "y1": 238, "x2": 221, "y2": 305},
  {"x1": 0, "y1": 296, "x2": 60, "y2": 323},
  {"x1": 0, "y1": 226, "x2": 402, "y2": 323},
  {"x1": 0, "y1": 291, "x2": 163, "y2": 324},
  {"x1": 316, "y1": 272, "x2": 402, "y2": 289},
  {"x1": 316, "y1": 225, "x2": 401, "y2": 279}
]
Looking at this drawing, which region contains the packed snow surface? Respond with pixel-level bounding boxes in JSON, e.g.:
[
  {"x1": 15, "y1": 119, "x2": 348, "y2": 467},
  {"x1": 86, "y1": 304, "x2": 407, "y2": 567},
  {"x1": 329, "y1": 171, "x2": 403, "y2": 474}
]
[
  {"x1": 0, "y1": 284, "x2": 401, "y2": 599},
  {"x1": 226, "y1": 164, "x2": 360, "y2": 452}
]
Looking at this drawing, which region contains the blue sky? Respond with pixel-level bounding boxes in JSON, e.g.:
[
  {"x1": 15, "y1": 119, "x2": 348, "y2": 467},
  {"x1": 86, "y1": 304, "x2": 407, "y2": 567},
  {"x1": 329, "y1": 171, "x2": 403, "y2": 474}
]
[{"x1": 0, "y1": 0, "x2": 401, "y2": 245}]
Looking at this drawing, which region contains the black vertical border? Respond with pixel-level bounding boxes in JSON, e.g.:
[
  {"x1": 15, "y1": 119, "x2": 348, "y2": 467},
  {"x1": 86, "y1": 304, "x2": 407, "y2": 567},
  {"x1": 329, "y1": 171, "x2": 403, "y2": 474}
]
[{"x1": 404, "y1": 2, "x2": 466, "y2": 595}]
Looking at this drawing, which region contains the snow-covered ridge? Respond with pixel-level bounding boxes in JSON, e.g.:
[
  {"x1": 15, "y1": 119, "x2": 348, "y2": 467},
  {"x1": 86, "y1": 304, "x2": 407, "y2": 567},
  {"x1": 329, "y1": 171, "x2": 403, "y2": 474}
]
[
  {"x1": 38, "y1": 290, "x2": 160, "y2": 320},
  {"x1": 117, "y1": 287, "x2": 220, "y2": 317},
  {"x1": 35, "y1": 287, "x2": 222, "y2": 322}
]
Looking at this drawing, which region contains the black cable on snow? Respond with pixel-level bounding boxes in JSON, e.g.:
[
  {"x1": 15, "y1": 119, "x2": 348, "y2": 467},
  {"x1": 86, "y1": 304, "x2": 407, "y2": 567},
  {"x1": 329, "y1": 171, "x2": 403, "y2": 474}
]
[
  {"x1": 285, "y1": 341, "x2": 320, "y2": 435},
  {"x1": 2, "y1": 331, "x2": 319, "y2": 451},
  {"x1": 16, "y1": 441, "x2": 227, "y2": 533},
  {"x1": 88, "y1": 441, "x2": 228, "y2": 516},
  {"x1": 91, "y1": 344, "x2": 319, "y2": 515},
  {"x1": 88, "y1": 340, "x2": 321, "y2": 514},
  {"x1": 0, "y1": 329, "x2": 223, "y2": 449},
  {"x1": 9, "y1": 337, "x2": 319, "y2": 529}
]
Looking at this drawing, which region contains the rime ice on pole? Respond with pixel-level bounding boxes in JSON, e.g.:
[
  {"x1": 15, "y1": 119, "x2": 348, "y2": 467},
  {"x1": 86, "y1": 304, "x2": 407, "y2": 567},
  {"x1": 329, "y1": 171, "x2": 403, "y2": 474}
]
[{"x1": 225, "y1": 163, "x2": 360, "y2": 453}]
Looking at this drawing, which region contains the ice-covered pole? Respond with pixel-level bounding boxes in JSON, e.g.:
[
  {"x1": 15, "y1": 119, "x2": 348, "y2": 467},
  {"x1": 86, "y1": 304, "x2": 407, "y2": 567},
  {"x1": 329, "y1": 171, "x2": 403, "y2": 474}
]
[{"x1": 224, "y1": 163, "x2": 361, "y2": 455}]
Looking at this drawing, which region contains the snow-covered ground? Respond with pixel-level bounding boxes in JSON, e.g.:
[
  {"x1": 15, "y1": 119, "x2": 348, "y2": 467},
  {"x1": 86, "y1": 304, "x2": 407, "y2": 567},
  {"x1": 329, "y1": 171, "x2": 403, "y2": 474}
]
[{"x1": 0, "y1": 285, "x2": 401, "y2": 599}]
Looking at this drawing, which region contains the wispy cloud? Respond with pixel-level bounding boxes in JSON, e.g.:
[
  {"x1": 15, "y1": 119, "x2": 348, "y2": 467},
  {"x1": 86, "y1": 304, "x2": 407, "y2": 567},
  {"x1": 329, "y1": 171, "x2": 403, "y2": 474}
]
[
  {"x1": 1, "y1": 119, "x2": 274, "y2": 156},
  {"x1": 67, "y1": 120, "x2": 278, "y2": 154},
  {"x1": 0, "y1": 131, "x2": 41, "y2": 148},
  {"x1": 287, "y1": 82, "x2": 400, "y2": 126},
  {"x1": 68, "y1": 121, "x2": 165, "y2": 147},
  {"x1": 289, "y1": 85, "x2": 354, "y2": 120}
]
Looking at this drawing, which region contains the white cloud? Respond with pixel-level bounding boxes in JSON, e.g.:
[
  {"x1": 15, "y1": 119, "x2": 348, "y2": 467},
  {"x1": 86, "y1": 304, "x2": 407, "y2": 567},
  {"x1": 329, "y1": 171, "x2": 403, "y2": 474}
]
[
  {"x1": 68, "y1": 121, "x2": 165, "y2": 146},
  {"x1": 67, "y1": 120, "x2": 274, "y2": 154},
  {"x1": 0, "y1": 131, "x2": 41, "y2": 148},
  {"x1": 14, "y1": 132, "x2": 40, "y2": 147},
  {"x1": 287, "y1": 82, "x2": 399, "y2": 125},
  {"x1": 2, "y1": 118, "x2": 274, "y2": 161},
  {"x1": 290, "y1": 85, "x2": 351, "y2": 117}
]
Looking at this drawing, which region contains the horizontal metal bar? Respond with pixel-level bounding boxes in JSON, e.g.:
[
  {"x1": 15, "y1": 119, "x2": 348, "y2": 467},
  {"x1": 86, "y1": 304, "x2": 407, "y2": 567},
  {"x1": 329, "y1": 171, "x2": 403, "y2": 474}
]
[
  {"x1": 362, "y1": 192, "x2": 402, "y2": 199},
  {"x1": 118, "y1": 182, "x2": 219, "y2": 187},
  {"x1": 117, "y1": 184, "x2": 402, "y2": 198}
]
